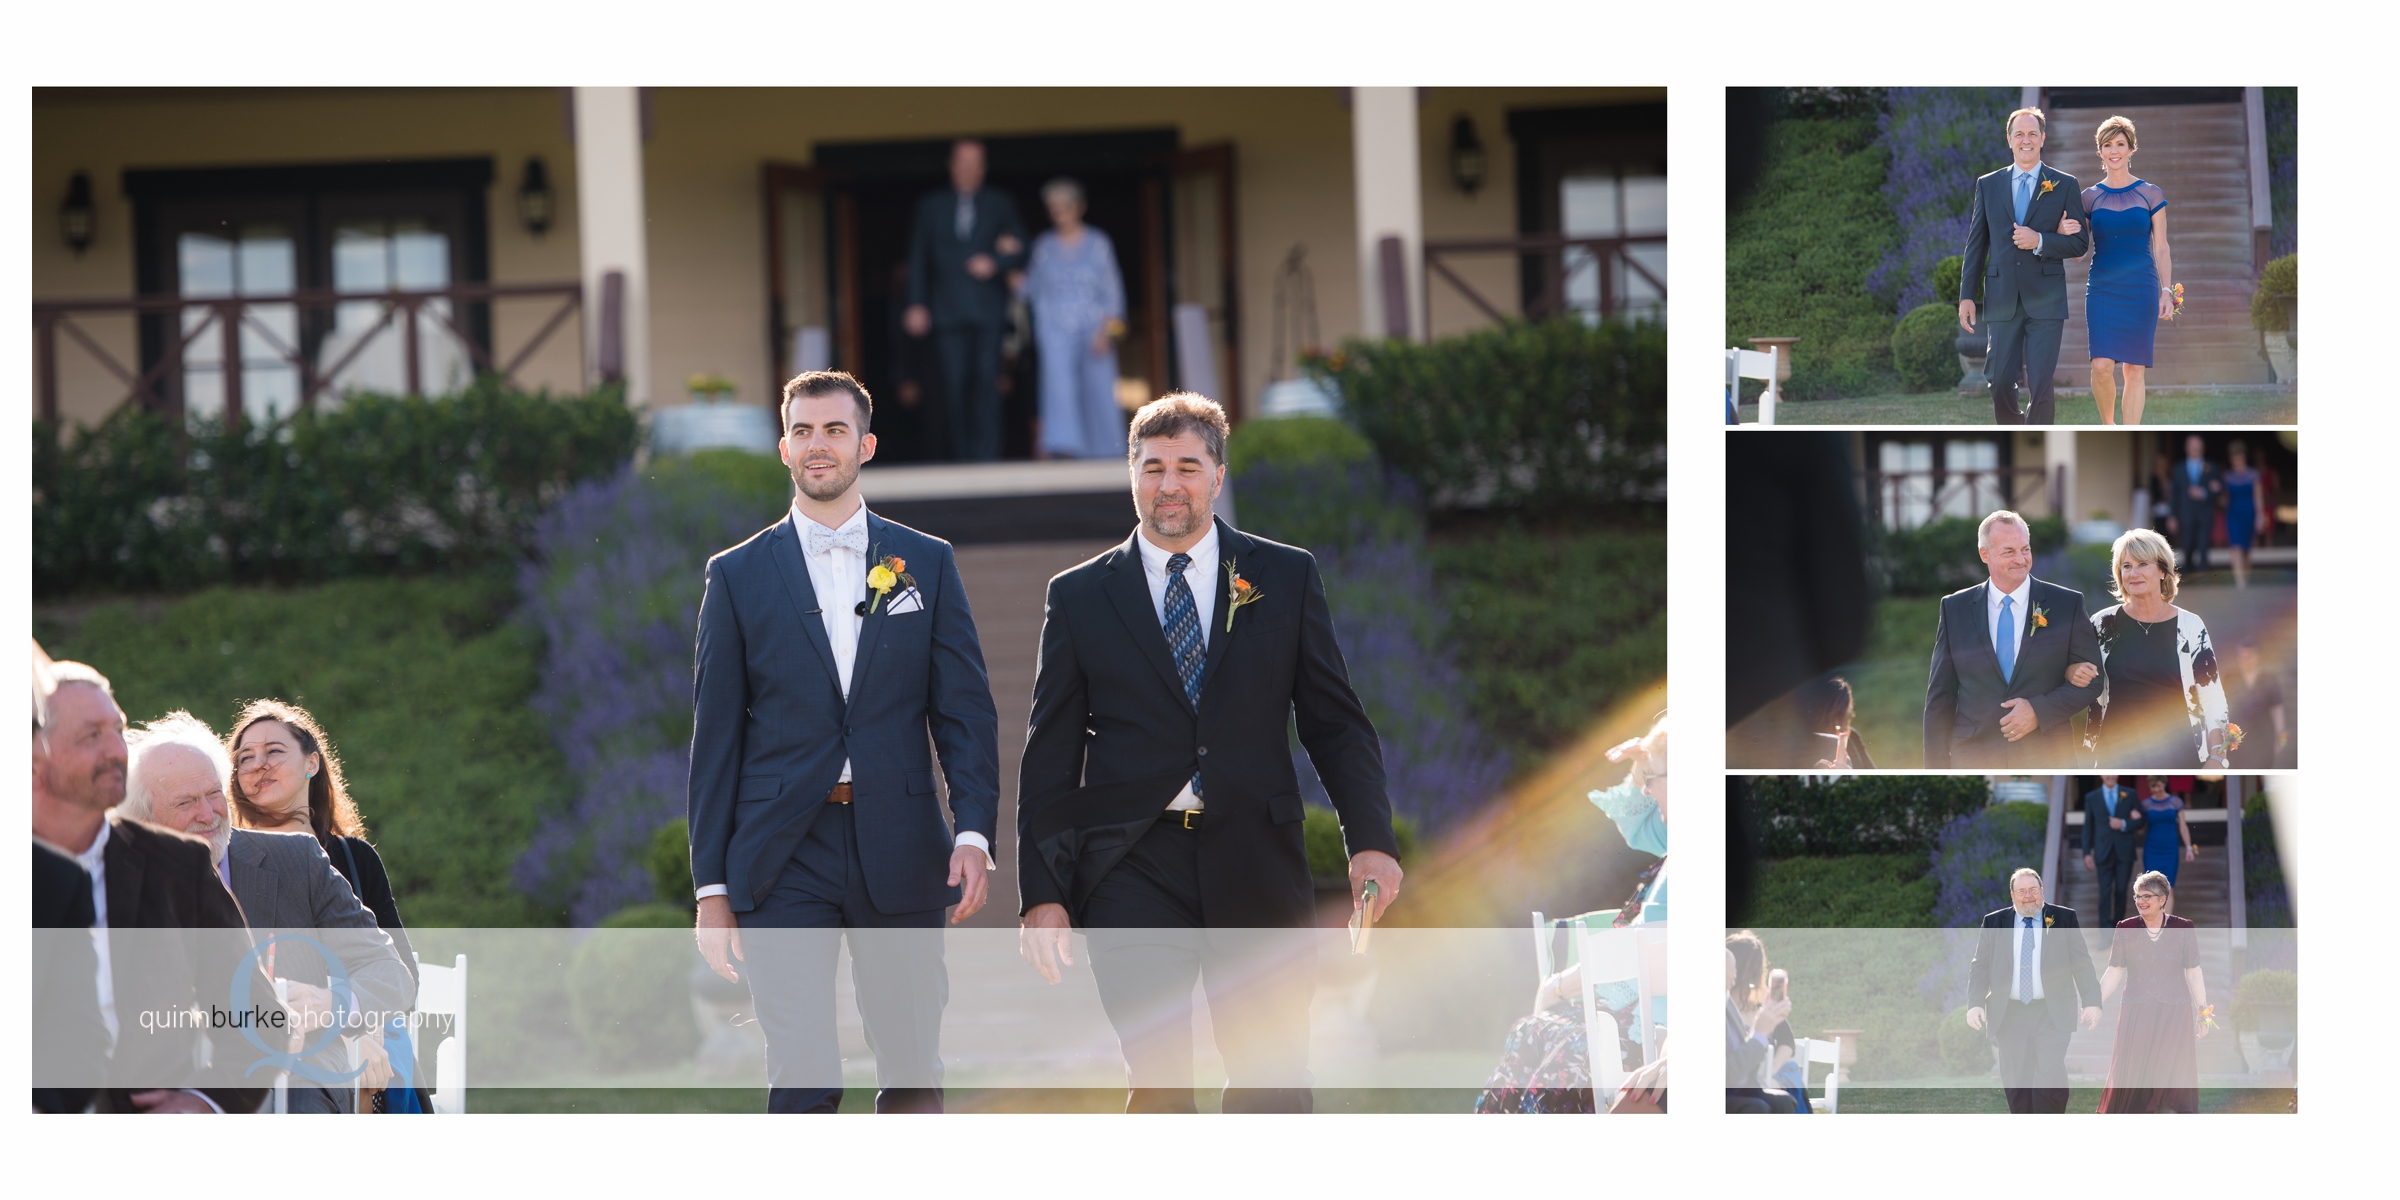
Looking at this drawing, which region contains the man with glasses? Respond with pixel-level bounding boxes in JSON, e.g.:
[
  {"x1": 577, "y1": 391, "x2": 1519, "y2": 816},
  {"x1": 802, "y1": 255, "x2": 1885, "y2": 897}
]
[{"x1": 1964, "y1": 868, "x2": 2103, "y2": 1113}]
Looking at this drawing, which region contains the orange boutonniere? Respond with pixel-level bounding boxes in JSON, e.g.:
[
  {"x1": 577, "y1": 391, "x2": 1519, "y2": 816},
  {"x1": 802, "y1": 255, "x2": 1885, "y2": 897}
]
[
  {"x1": 866, "y1": 549, "x2": 914, "y2": 614},
  {"x1": 2044, "y1": 915, "x2": 2055, "y2": 928},
  {"x1": 2030, "y1": 603, "x2": 2051, "y2": 633},
  {"x1": 1223, "y1": 558, "x2": 1264, "y2": 632},
  {"x1": 2198, "y1": 1004, "x2": 2219, "y2": 1032},
  {"x1": 2039, "y1": 179, "x2": 2056, "y2": 196}
]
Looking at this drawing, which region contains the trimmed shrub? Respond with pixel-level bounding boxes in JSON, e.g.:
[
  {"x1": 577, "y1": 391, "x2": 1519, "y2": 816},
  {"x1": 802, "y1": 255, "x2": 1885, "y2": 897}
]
[
  {"x1": 1306, "y1": 318, "x2": 1665, "y2": 514},
  {"x1": 1747, "y1": 853, "x2": 1936, "y2": 927},
  {"x1": 1932, "y1": 254, "x2": 1965, "y2": 307},
  {"x1": 2251, "y1": 254, "x2": 2296, "y2": 335},
  {"x1": 33, "y1": 382, "x2": 639, "y2": 597},
  {"x1": 1749, "y1": 776, "x2": 1993, "y2": 858},
  {"x1": 1726, "y1": 114, "x2": 1902, "y2": 400},
  {"x1": 2234, "y1": 969, "x2": 2297, "y2": 1032},
  {"x1": 567, "y1": 920, "x2": 701, "y2": 1071},
  {"x1": 1304, "y1": 806, "x2": 1420, "y2": 884},
  {"x1": 1893, "y1": 303, "x2": 1962, "y2": 392},
  {"x1": 1225, "y1": 414, "x2": 1375, "y2": 474},
  {"x1": 1939, "y1": 1004, "x2": 1993, "y2": 1075},
  {"x1": 647, "y1": 819, "x2": 696, "y2": 911}
]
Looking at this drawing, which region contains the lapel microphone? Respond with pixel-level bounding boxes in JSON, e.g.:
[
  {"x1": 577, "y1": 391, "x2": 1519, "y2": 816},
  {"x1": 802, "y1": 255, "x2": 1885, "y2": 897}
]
[{"x1": 854, "y1": 601, "x2": 870, "y2": 616}]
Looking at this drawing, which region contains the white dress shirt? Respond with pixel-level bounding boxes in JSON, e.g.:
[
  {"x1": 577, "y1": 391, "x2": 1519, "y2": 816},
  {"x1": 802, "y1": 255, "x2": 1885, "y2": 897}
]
[
  {"x1": 693, "y1": 502, "x2": 987, "y2": 902},
  {"x1": 1136, "y1": 524, "x2": 1219, "y2": 812},
  {"x1": 2009, "y1": 907, "x2": 2046, "y2": 1002},
  {"x1": 1986, "y1": 576, "x2": 2034, "y2": 676},
  {"x1": 70, "y1": 821, "x2": 117, "y2": 1050}
]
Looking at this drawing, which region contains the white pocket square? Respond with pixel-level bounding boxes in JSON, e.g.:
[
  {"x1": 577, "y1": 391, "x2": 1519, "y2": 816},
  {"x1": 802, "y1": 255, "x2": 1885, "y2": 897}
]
[{"x1": 882, "y1": 588, "x2": 926, "y2": 616}]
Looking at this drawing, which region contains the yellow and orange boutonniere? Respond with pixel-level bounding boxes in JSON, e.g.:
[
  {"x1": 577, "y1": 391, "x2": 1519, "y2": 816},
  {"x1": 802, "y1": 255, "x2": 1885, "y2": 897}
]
[
  {"x1": 1223, "y1": 559, "x2": 1264, "y2": 632},
  {"x1": 2044, "y1": 915, "x2": 2055, "y2": 928},
  {"x1": 2030, "y1": 603, "x2": 2051, "y2": 633},
  {"x1": 2165, "y1": 282, "x2": 2186, "y2": 320},
  {"x1": 866, "y1": 550, "x2": 914, "y2": 614},
  {"x1": 2038, "y1": 178, "x2": 2056, "y2": 196}
]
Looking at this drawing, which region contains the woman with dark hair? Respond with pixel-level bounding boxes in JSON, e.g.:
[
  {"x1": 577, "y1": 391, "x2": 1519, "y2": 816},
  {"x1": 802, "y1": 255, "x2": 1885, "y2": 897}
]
[
  {"x1": 228, "y1": 698, "x2": 423, "y2": 1110},
  {"x1": 2098, "y1": 870, "x2": 2207, "y2": 1113},
  {"x1": 2221, "y1": 440, "x2": 2265, "y2": 589},
  {"x1": 1799, "y1": 675, "x2": 1874, "y2": 769}
]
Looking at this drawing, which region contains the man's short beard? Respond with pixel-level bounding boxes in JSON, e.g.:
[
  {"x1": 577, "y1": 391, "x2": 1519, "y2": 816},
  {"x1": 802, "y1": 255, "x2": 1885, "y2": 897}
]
[
  {"x1": 1144, "y1": 499, "x2": 1208, "y2": 541},
  {"x1": 793, "y1": 455, "x2": 859, "y2": 502}
]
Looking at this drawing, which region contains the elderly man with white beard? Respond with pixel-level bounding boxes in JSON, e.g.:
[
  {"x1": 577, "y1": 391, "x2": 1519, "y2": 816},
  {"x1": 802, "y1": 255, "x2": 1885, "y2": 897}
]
[{"x1": 121, "y1": 711, "x2": 416, "y2": 1112}]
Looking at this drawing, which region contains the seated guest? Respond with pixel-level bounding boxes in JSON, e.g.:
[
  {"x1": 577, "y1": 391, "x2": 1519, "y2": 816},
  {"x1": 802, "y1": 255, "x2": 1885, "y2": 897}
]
[
  {"x1": 227, "y1": 700, "x2": 418, "y2": 974},
  {"x1": 32, "y1": 641, "x2": 107, "y2": 1114},
  {"x1": 1799, "y1": 675, "x2": 1874, "y2": 769},
  {"x1": 124, "y1": 711, "x2": 415, "y2": 1112},
  {"x1": 28, "y1": 661, "x2": 275, "y2": 1113},
  {"x1": 1726, "y1": 934, "x2": 1794, "y2": 1114}
]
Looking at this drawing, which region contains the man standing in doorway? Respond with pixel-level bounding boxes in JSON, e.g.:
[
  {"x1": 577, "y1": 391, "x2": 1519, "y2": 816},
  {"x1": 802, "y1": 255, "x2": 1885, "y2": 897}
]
[
  {"x1": 2170, "y1": 434, "x2": 2222, "y2": 577},
  {"x1": 905, "y1": 139, "x2": 1027, "y2": 462}
]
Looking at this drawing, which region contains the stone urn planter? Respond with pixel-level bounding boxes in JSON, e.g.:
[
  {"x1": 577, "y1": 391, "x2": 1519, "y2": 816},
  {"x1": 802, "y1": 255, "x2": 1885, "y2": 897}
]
[
  {"x1": 1747, "y1": 337, "x2": 1799, "y2": 385},
  {"x1": 1956, "y1": 319, "x2": 1989, "y2": 395},
  {"x1": 1820, "y1": 1028, "x2": 1864, "y2": 1084},
  {"x1": 2263, "y1": 333, "x2": 2296, "y2": 388},
  {"x1": 2245, "y1": 1001, "x2": 2297, "y2": 1071}
]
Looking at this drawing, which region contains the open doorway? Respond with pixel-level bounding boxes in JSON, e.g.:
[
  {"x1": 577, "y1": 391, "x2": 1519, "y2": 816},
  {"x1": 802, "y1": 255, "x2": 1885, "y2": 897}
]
[{"x1": 767, "y1": 128, "x2": 1237, "y2": 464}]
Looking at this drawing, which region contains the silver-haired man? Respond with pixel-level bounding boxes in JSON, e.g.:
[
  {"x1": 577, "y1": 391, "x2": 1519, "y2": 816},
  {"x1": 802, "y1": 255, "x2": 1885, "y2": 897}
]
[
  {"x1": 122, "y1": 710, "x2": 416, "y2": 1112},
  {"x1": 1923, "y1": 510, "x2": 2103, "y2": 768}
]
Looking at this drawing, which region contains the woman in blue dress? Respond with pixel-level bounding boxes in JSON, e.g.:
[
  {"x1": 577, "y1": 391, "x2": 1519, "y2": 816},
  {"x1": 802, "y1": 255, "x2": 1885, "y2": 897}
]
[
  {"x1": 2136, "y1": 776, "x2": 2196, "y2": 887},
  {"x1": 2062, "y1": 115, "x2": 2177, "y2": 425},
  {"x1": 1021, "y1": 178, "x2": 1127, "y2": 459},
  {"x1": 2222, "y1": 439, "x2": 2265, "y2": 588}
]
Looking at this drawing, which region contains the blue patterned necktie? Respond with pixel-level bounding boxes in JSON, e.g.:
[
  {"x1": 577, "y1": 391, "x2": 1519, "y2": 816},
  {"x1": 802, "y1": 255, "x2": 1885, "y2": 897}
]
[
  {"x1": 1163, "y1": 553, "x2": 1206, "y2": 798},
  {"x1": 2019, "y1": 915, "x2": 2037, "y2": 999},
  {"x1": 2014, "y1": 171, "x2": 2033, "y2": 225},
  {"x1": 1996, "y1": 595, "x2": 2017, "y2": 683}
]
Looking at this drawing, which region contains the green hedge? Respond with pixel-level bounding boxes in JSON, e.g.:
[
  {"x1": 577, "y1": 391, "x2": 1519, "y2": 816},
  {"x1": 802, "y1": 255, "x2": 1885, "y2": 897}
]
[
  {"x1": 1745, "y1": 853, "x2": 1936, "y2": 927},
  {"x1": 36, "y1": 573, "x2": 554, "y2": 927},
  {"x1": 1748, "y1": 775, "x2": 1992, "y2": 857},
  {"x1": 1872, "y1": 514, "x2": 2068, "y2": 597},
  {"x1": 33, "y1": 382, "x2": 638, "y2": 597},
  {"x1": 2251, "y1": 254, "x2": 2296, "y2": 335},
  {"x1": 1726, "y1": 114, "x2": 1903, "y2": 400},
  {"x1": 1892, "y1": 303, "x2": 1959, "y2": 393},
  {"x1": 1306, "y1": 318, "x2": 1665, "y2": 515}
]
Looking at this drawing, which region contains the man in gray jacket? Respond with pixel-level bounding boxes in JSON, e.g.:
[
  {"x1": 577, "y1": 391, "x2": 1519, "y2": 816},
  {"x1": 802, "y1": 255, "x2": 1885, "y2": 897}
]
[{"x1": 122, "y1": 711, "x2": 415, "y2": 1112}]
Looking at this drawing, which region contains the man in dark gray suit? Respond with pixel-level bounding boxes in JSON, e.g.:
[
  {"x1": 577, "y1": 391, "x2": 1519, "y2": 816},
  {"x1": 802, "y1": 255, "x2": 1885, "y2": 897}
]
[
  {"x1": 2168, "y1": 434, "x2": 2222, "y2": 575},
  {"x1": 122, "y1": 712, "x2": 416, "y2": 1113},
  {"x1": 1965, "y1": 868, "x2": 2102, "y2": 1113},
  {"x1": 903, "y1": 139, "x2": 1027, "y2": 462},
  {"x1": 1959, "y1": 107, "x2": 2091, "y2": 425},
  {"x1": 2081, "y1": 774, "x2": 2147, "y2": 935},
  {"x1": 689, "y1": 370, "x2": 1000, "y2": 1114},
  {"x1": 1924, "y1": 510, "x2": 2103, "y2": 769}
]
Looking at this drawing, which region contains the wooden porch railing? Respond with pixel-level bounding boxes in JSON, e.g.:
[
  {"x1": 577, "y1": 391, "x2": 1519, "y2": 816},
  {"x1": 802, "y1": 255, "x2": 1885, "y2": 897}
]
[
  {"x1": 31, "y1": 278, "x2": 599, "y2": 430},
  {"x1": 1859, "y1": 465, "x2": 2061, "y2": 530},
  {"x1": 1421, "y1": 232, "x2": 1666, "y2": 335}
]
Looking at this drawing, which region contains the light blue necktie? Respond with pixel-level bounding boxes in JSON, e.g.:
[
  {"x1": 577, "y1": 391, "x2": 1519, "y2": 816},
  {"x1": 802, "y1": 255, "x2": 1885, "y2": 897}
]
[
  {"x1": 2019, "y1": 915, "x2": 2037, "y2": 999},
  {"x1": 1162, "y1": 553, "x2": 1206, "y2": 799},
  {"x1": 2014, "y1": 171, "x2": 2033, "y2": 225},
  {"x1": 1996, "y1": 595, "x2": 2017, "y2": 684}
]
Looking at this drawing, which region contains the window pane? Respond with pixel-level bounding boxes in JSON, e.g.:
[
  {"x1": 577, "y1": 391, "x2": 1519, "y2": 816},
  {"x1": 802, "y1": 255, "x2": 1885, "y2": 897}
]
[{"x1": 178, "y1": 233, "x2": 235, "y2": 299}]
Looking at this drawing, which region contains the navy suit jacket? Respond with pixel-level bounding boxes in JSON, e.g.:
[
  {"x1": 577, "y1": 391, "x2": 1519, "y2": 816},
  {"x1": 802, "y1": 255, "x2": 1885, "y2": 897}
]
[
  {"x1": 906, "y1": 188, "x2": 1028, "y2": 329},
  {"x1": 1923, "y1": 577, "x2": 2101, "y2": 769},
  {"x1": 2080, "y1": 785, "x2": 2147, "y2": 864},
  {"x1": 687, "y1": 509, "x2": 1000, "y2": 916},
  {"x1": 1016, "y1": 519, "x2": 1397, "y2": 928},
  {"x1": 1966, "y1": 903, "x2": 2101, "y2": 1036},
  {"x1": 1960, "y1": 163, "x2": 2090, "y2": 322}
]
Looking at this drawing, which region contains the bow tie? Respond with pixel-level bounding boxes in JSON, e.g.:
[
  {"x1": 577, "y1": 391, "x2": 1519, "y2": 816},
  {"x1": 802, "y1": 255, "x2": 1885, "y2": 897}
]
[{"x1": 805, "y1": 524, "x2": 868, "y2": 557}]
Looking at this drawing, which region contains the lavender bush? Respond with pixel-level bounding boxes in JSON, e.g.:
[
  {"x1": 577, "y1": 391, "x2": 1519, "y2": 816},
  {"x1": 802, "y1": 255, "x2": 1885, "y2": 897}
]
[
  {"x1": 1868, "y1": 87, "x2": 2018, "y2": 316},
  {"x1": 515, "y1": 462, "x2": 780, "y2": 926},
  {"x1": 1917, "y1": 800, "x2": 2050, "y2": 1013}
]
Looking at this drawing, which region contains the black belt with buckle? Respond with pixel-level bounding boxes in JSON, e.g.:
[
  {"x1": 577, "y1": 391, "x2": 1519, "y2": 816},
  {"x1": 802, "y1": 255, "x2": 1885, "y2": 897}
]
[{"x1": 1162, "y1": 809, "x2": 1203, "y2": 829}]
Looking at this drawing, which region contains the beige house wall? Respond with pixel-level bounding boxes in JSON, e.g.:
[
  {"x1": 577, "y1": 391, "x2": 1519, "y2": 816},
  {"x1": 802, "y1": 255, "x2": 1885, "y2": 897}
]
[{"x1": 33, "y1": 85, "x2": 1657, "y2": 430}]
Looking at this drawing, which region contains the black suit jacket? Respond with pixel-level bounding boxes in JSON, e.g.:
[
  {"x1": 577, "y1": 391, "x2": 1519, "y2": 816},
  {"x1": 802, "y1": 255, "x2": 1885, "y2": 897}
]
[
  {"x1": 100, "y1": 814, "x2": 276, "y2": 1114},
  {"x1": 1960, "y1": 164, "x2": 2090, "y2": 322},
  {"x1": 33, "y1": 841, "x2": 108, "y2": 1113},
  {"x1": 906, "y1": 187, "x2": 1028, "y2": 329},
  {"x1": 688, "y1": 510, "x2": 1000, "y2": 915},
  {"x1": 2081, "y1": 785, "x2": 2147, "y2": 864},
  {"x1": 2169, "y1": 460, "x2": 2223, "y2": 524},
  {"x1": 1967, "y1": 903, "x2": 2101, "y2": 1036},
  {"x1": 1924, "y1": 577, "x2": 2101, "y2": 768},
  {"x1": 1016, "y1": 519, "x2": 1398, "y2": 928}
]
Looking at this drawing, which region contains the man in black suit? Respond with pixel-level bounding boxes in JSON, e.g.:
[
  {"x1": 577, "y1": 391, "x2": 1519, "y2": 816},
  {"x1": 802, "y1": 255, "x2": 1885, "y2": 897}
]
[
  {"x1": 1016, "y1": 393, "x2": 1402, "y2": 1113},
  {"x1": 1959, "y1": 107, "x2": 2091, "y2": 425},
  {"x1": 1924, "y1": 510, "x2": 2103, "y2": 769},
  {"x1": 2168, "y1": 434, "x2": 2222, "y2": 576},
  {"x1": 903, "y1": 139, "x2": 1027, "y2": 462},
  {"x1": 29, "y1": 662, "x2": 274, "y2": 1115},
  {"x1": 688, "y1": 371, "x2": 1000, "y2": 1114},
  {"x1": 2081, "y1": 774, "x2": 2147, "y2": 934},
  {"x1": 33, "y1": 646, "x2": 108, "y2": 1114},
  {"x1": 1965, "y1": 868, "x2": 2102, "y2": 1114}
]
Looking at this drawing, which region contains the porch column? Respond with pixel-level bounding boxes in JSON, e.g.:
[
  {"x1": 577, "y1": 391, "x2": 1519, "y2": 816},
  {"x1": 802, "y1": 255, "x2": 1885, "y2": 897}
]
[
  {"x1": 1350, "y1": 87, "x2": 1424, "y2": 341},
  {"x1": 2045, "y1": 429, "x2": 2077, "y2": 522},
  {"x1": 574, "y1": 86, "x2": 652, "y2": 407}
]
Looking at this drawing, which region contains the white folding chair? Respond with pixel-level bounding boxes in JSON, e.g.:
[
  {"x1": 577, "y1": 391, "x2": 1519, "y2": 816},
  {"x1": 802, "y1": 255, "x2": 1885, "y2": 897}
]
[
  {"x1": 1727, "y1": 346, "x2": 1781, "y2": 425},
  {"x1": 1792, "y1": 1034, "x2": 1843, "y2": 1113},
  {"x1": 412, "y1": 953, "x2": 468, "y2": 1114},
  {"x1": 1532, "y1": 911, "x2": 1659, "y2": 1110}
]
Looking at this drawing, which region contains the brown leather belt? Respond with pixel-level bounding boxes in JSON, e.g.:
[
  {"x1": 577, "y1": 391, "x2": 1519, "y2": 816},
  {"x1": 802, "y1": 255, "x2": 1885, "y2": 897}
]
[{"x1": 827, "y1": 782, "x2": 854, "y2": 804}]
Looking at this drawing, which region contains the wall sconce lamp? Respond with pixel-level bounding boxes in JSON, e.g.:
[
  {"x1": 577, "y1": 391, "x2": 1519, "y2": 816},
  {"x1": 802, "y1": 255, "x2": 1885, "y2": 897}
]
[
  {"x1": 1450, "y1": 116, "x2": 1486, "y2": 197},
  {"x1": 61, "y1": 171, "x2": 96, "y2": 254},
  {"x1": 519, "y1": 157, "x2": 556, "y2": 237}
]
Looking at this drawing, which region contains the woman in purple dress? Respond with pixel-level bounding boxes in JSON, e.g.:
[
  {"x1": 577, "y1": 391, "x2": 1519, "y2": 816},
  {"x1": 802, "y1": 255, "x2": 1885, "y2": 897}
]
[
  {"x1": 2060, "y1": 115, "x2": 2176, "y2": 425},
  {"x1": 2098, "y1": 871, "x2": 2209, "y2": 1113}
]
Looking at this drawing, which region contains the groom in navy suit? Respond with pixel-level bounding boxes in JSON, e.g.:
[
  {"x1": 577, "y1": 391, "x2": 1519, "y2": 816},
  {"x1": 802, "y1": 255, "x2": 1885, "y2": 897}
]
[
  {"x1": 687, "y1": 370, "x2": 1000, "y2": 1113},
  {"x1": 1959, "y1": 107, "x2": 2090, "y2": 425}
]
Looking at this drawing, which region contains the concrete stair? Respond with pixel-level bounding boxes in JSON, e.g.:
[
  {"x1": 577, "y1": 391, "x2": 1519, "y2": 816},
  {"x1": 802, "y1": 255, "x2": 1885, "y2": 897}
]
[
  {"x1": 2046, "y1": 101, "x2": 2272, "y2": 387},
  {"x1": 2058, "y1": 836, "x2": 2247, "y2": 1079}
]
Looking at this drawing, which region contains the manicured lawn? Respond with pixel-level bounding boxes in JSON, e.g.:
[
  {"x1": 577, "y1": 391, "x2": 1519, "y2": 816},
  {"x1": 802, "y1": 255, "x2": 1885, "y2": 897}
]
[
  {"x1": 1824, "y1": 1087, "x2": 2296, "y2": 1114},
  {"x1": 1736, "y1": 388, "x2": 2297, "y2": 425}
]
